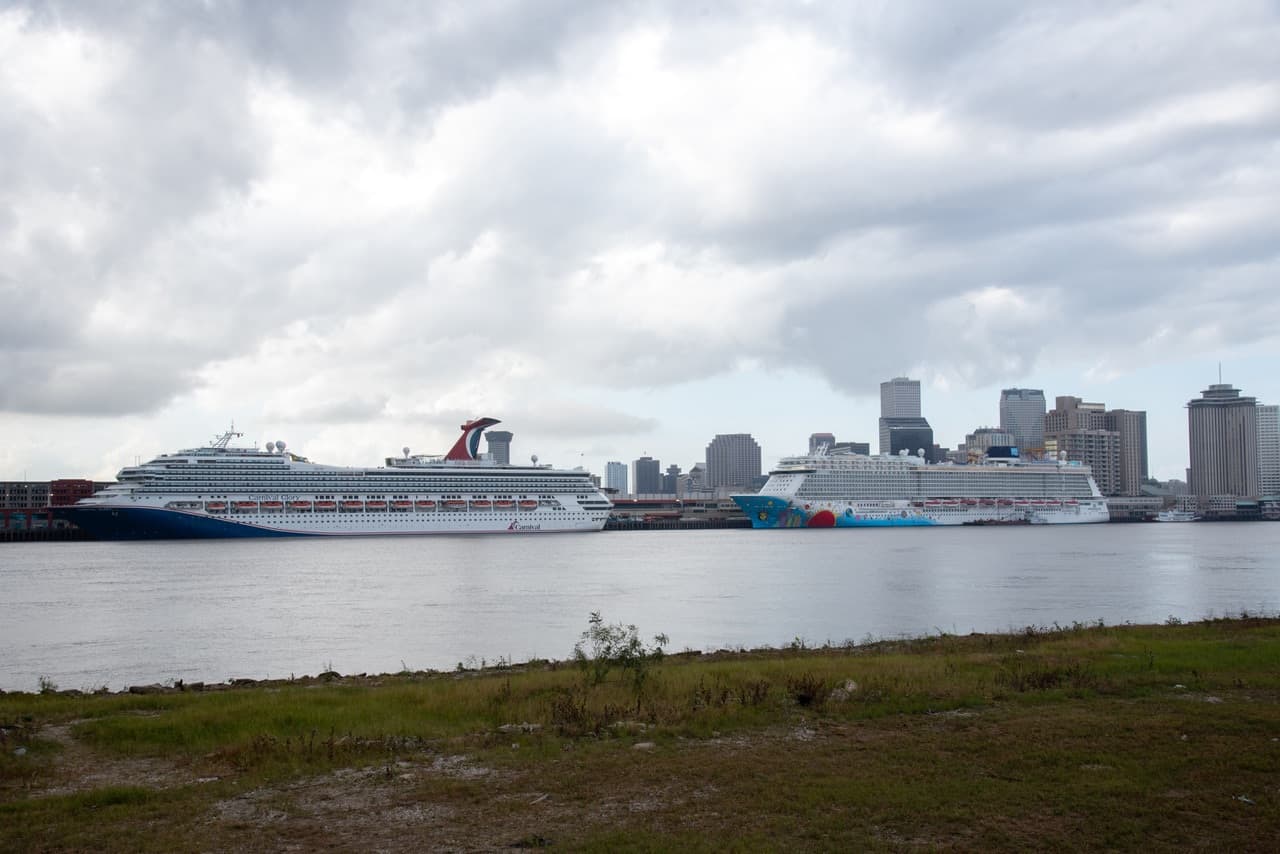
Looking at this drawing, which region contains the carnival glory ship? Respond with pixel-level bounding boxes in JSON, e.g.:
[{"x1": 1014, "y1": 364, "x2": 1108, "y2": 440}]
[
  {"x1": 61, "y1": 418, "x2": 613, "y2": 539},
  {"x1": 733, "y1": 446, "x2": 1109, "y2": 528}
]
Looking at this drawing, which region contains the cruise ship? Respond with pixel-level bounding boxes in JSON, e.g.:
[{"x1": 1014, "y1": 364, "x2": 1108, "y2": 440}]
[
  {"x1": 733, "y1": 447, "x2": 1110, "y2": 528},
  {"x1": 59, "y1": 418, "x2": 613, "y2": 539}
]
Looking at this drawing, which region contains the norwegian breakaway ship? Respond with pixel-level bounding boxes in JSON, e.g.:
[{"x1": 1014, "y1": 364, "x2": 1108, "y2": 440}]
[
  {"x1": 733, "y1": 446, "x2": 1109, "y2": 528},
  {"x1": 60, "y1": 418, "x2": 613, "y2": 539}
]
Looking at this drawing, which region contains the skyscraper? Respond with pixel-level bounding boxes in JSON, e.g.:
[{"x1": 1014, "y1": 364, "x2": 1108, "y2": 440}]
[
  {"x1": 1257, "y1": 404, "x2": 1279, "y2": 497},
  {"x1": 1188, "y1": 383, "x2": 1258, "y2": 498},
  {"x1": 705, "y1": 434, "x2": 762, "y2": 488},
  {"x1": 604, "y1": 461, "x2": 628, "y2": 495},
  {"x1": 1043, "y1": 396, "x2": 1148, "y2": 496},
  {"x1": 999, "y1": 388, "x2": 1046, "y2": 455},
  {"x1": 1104, "y1": 409, "x2": 1149, "y2": 497},
  {"x1": 632, "y1": 456, "x2": 661, "y2": 495},
  {"x1": 484, "y1": 430, "x2": 513, "y2": 465},
  {"x1": 879, "y1": 377, "x2": 921, "y2": 454}
]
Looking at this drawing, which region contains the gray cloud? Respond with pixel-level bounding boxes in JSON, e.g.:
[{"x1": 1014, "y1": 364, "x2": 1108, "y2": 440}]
[{"x1": 1, "y1": 1, "x2": 1277, "y2": 429}]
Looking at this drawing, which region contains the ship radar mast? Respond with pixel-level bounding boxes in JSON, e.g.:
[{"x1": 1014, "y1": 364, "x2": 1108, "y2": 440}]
[{"x1": 211, "y1": 423, "x2": 244, "y2": 449}]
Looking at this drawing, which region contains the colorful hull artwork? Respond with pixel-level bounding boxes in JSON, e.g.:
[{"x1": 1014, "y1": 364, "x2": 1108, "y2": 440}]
[{"x1": 733, "y1": 496, "x2": 937, "y2": 528}]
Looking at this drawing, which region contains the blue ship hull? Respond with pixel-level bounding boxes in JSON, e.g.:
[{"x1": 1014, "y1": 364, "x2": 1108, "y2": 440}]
[
  {"x1": 57, "y1": 506, "x2": 303, "y2": 540},
  {"x1": 732, "y1": 496, "x2": 937, "y2": 528}
]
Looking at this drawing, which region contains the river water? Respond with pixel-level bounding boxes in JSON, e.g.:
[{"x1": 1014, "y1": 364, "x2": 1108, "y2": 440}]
[{"x1": 2, "y1": 523, "x2": 1278, "y2": 692}]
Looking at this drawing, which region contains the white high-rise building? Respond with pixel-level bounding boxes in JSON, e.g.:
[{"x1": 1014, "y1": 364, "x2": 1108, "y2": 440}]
[
  {"x1": 1258, "y1": 404, "x2": 1280, "y2": 497},
  {"x1": 604, "y1": 461, "x2": 628, "y2": 495},
  {"x1": 879, "y1": 377, "x2": 921, "y2": 454}
]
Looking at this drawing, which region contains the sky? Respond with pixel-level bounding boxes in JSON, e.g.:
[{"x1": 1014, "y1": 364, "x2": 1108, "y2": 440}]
[{"x1": 2, "y1": 1, "x2": 1278, "y2": 483}]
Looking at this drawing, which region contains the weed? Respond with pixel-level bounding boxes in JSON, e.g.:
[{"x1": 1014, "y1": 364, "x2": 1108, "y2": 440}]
[{"x1": 785, "y1": 672, "x2": 829, "y2": 708}]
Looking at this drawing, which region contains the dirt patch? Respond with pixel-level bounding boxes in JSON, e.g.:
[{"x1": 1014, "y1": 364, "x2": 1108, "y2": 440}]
[{"x1": 32, "y1": 721, "x2": 200, "y2": 797}]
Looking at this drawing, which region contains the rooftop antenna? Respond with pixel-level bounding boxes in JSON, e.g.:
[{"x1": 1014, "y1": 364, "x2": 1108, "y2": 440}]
[{"x1": 1218, "y1": 362, "x2": 1222, "y2": 383}]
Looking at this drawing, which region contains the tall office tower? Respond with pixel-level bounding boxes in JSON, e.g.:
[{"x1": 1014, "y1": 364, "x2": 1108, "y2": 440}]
[
  {"x1": 604, "y1": 461, "x2": 628, "y2": 495},
  {"x1": 999, "y1": 388, "x2": 1047, "y2": 455},
  {"x1": 632, "y1": 456, "x2": 662, "y2": 495},
  {"x1": 662, "y1": 464, "x2": 682, "y2": 495},
  {"x1": 705, "y1": 434, "x2": 762, "y2": 488},
  {"x1": 809, "y1": 432, "x2": 836, "y2": 454},
  {"x1": 484, "y1": 430, "x2": 513, "y2": 465},
  {"x1": 1188, "y1": 383, "x2": 1259, "y2": 498},
  {"x1": 1104, "y1": 409, "x2": 1149, "y2": 497},
  {"x1": 1257, "y1": 404, "x2": 1280, "y2": 497},
  {"x1": 879, "y1": 377, "x2": 921, "y2": 453}
]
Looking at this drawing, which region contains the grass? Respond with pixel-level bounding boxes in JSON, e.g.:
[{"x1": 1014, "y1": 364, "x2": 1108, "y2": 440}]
[{"x1": 2, "y1": 617, "x2": 1278, "y2": 850}]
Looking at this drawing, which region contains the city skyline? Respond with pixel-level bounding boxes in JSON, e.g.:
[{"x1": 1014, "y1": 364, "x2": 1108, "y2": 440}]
[{"x1": 2, "y1": 4, "x2": 1278, "y2": 484}]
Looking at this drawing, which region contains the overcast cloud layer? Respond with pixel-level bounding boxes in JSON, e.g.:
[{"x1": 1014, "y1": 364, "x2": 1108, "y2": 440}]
[{"x1": 3, "y1": 1, "x2": 1279, "y2": 479}]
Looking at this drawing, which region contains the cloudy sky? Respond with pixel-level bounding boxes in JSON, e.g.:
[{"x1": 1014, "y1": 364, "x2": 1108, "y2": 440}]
[{"x1": 3, "y1": 1, "x2": 1278, "y2": 483}]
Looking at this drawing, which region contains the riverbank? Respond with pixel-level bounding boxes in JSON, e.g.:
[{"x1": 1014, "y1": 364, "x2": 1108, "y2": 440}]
[{"x1": 3, "y1": 616, "x2": 1277, "y2": 850}]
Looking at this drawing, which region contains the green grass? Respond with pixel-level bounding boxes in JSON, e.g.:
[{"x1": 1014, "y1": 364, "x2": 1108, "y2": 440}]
[{"x1": 2, "y1": 617, "x2": 1279, "y2": 851}]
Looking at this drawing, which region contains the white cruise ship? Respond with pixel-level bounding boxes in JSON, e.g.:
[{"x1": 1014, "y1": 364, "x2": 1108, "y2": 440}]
[
  {"x1": 733, "y1": 447, "x2": 1109, "y2": 528},
  {"x1": 60, "y1": 418, "x2": 613, "y2": 539}
]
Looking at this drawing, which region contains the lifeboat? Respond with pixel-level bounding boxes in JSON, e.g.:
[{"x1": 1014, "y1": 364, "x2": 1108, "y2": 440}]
[
  {"x1": 471, "y1": 499, "x2": 492, "y2": 510},
  {"x1": 518, "y1": 500, "x2": 538, "y2": 510},
  {"x1": 979, "y1": 499, "x2": 995, "y2": 506},
  {"x1": 365, "y1": 500, "x2": 388, "y2": 511},
  {"x1": 999, "y1": 499, "x2": 1014, "y2": 506},
  {"x1": 494, "y1": 499, "x2": 515, "y2": 509},
  {"x1": 415, "y1": 499, "x2": 437, "y2": 511},
  {"x1": 233, "y1": 501, "x2": 258, "y2": 512},
  {"x1": 288, "y1": 500, "x2": 312, "y2": 511},
  {"x1": 260, "y1": 500, "x2": 284, "y2": 512},
  {"x1": 1015, "y1": 500, "x2": 1029, "y2": 506},
  {"x1": 391, "y1": 500, "x2": 413, "y2": 511},
  {"x1": 205, "y1": 501, "x2": 227, "y2": 513},
  {"x1": 1066, "y1": 499, "x2": 1079, "y2": 505},
  {"x1": 925, "y1": 499, "x2": 941, "y2": 506},
  {"x1": 1047, "y1": 500, "x2": 1061, "y2": 506},
  {"x1": 443, "y1": 499, "x2": 467, "y2": 510},
  {"x1": 340, "y1": 500, "x2": 364, "y2": 511},
  {"x1": 315, "y1": 500, "x2": 337, "y2": 511}
]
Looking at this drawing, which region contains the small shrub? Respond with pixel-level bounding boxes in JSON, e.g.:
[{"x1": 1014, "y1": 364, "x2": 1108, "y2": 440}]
[{"x1": 785, "y1": 672, "x2": 829, "y2": 708}]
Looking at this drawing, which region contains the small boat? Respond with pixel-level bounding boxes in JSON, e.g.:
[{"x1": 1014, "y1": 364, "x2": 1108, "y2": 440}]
[
  {"x1": 340, "y1": 500, "x2": 364, "y2": 511},
  {"x1": 518, "y1": 500, "x2": 538, "y2": 510},
  {"x1": 471, "y1": 499, "x2": 492, "y2": 510},
  {"x1": 288, "y1": 500, "x2": 312, "y2": 511},
  {"x1": 443, "y1": 499, "x2": 467, "y2": 510},
  {"x1": 260, "y1": 500, "x2": 284, "y2": 512},
  {"x1": 1156, "y1": 509, "x2": 1200, "y2": 523},
  {"x1": 999, "y1": 499, "x2": 1014, "y2": 506},
  {"x1": 205, "y1": 501, "x2": 227, "y2": 513},
  {"x1": 415, "y1": 499, "x2": 437, "y2": 511},
  {"x1": 365, "y1": 500, "x2": 388, "y2": 511},
  {"x1": 1065, "y1": 499, "x2": 1079, "y2": 505},
  {"x1": 233, "y1": 501, "x2": 258, "y2": 512},
  {"x1": 494, "y1": 499, "x2": 515, "y2": 509},
  {"x1": 314, "y1": 500, "x2": 337, "y2": 511},
  {"x1": 391, "y1": 500, "x2": 413, "y2": 511}
]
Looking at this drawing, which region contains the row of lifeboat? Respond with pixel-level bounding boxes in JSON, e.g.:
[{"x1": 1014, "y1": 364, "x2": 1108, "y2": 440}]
[
  {"x1": 203, "y1": 498, "x2": 544, "y2": 514},
  {"x1": 911, "y1": 498, "x2": 1082, "y2": 508}
]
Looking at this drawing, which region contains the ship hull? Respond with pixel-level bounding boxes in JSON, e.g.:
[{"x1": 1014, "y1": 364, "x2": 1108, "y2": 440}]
[
  {"x1": 58, "y1": 505, "x2": 605, "y2": 540},
  {"x1": 733, "y1": 495, "x2": 1110, "y2": 528}
]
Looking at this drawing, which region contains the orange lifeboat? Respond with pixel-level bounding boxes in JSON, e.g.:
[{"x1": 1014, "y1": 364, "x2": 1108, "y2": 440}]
[
  {"x1": 315, "y1": 500, "x2": 337, "y2": 511},
  {"x1": 288, "y1": 500, "x2": 312, "y2": 511}
]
